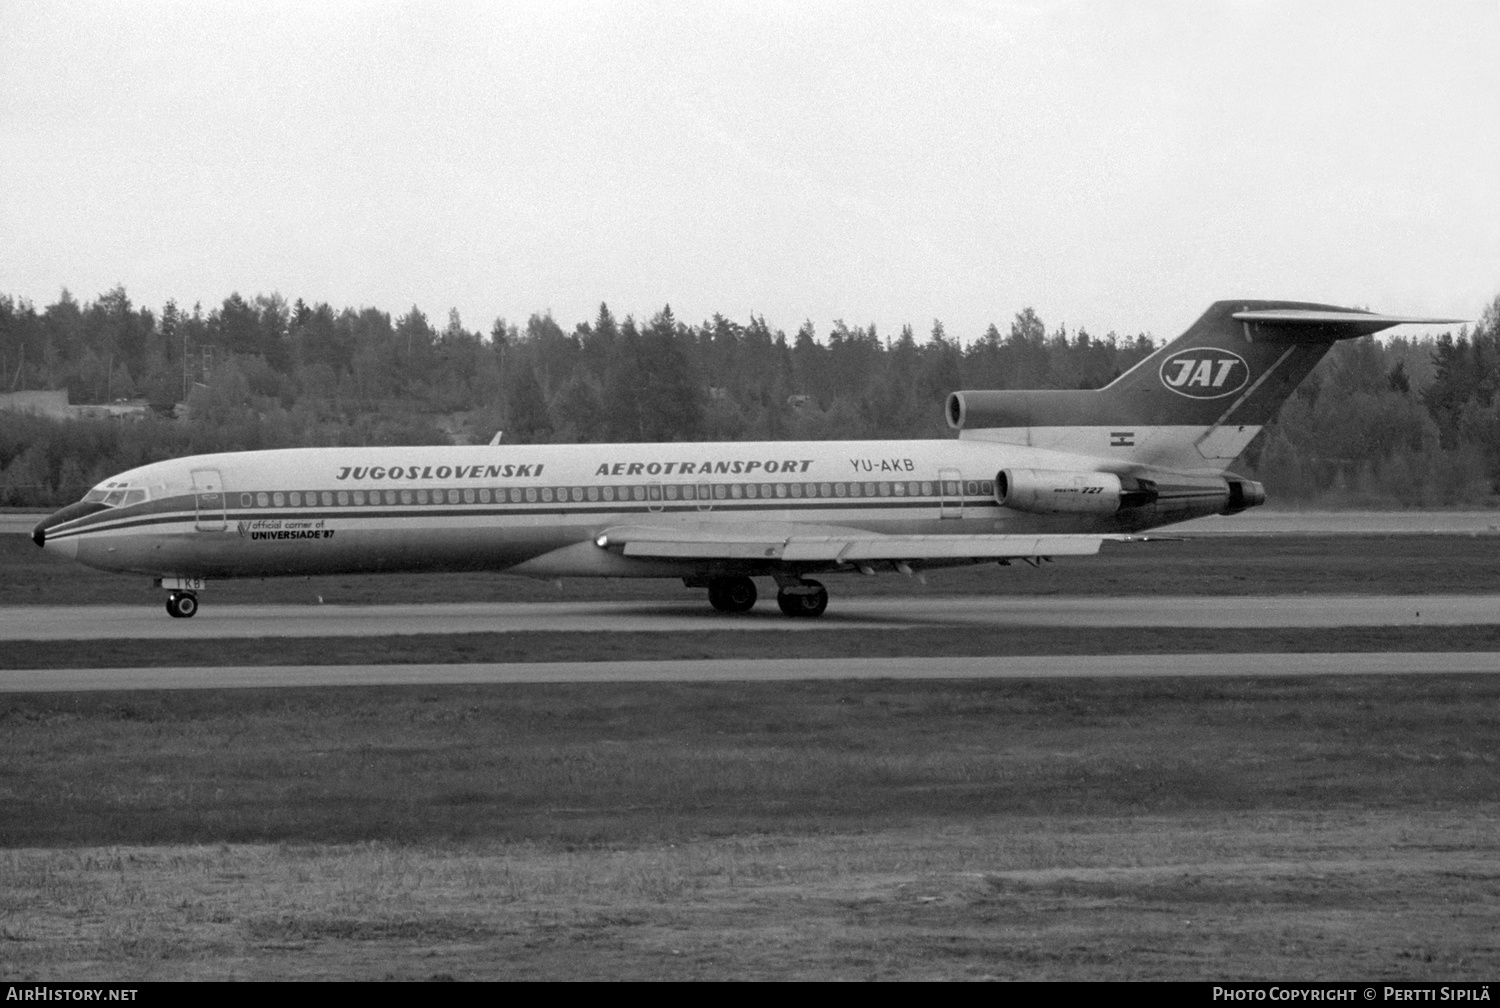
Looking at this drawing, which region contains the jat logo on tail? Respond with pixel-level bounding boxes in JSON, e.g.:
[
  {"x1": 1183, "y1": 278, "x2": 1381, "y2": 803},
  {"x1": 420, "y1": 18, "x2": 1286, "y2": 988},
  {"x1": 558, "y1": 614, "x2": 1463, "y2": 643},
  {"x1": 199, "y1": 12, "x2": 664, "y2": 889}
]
[{"x1": 1158, "y1": 347, "x2": 1249, "y2": 399}]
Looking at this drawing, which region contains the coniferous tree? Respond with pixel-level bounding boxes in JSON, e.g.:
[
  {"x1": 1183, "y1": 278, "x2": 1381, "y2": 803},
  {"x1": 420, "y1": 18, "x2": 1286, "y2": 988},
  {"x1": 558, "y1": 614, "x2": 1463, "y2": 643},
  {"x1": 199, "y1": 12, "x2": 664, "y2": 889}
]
[{"x1": 636, "y1": 306, "x2": 704, "y2": 442}]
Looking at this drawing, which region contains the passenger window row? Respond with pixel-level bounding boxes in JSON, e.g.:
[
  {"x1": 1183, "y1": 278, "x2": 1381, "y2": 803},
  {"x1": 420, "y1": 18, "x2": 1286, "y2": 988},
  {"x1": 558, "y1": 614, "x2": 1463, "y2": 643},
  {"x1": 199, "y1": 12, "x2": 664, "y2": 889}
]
[{"x1": 236, "y1": 480, "x2": 994, "y2": 510}]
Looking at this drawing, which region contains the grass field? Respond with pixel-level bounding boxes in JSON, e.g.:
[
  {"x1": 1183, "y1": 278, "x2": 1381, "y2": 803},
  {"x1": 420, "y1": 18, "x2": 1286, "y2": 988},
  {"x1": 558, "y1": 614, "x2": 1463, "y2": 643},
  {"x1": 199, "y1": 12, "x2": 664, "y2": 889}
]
[
  {"x1": 5, "y1": 811, "x2": 1495, "y2": 981},
  {"x1": 4, "y1": 531, "x2": 1500, "y2": 980},
  {"x1": 2, "y1": 675, "x2": 1498, "y2": 979},
  {"x1": 7, "y1": 625, "x2": 1500, "y2": 670}
]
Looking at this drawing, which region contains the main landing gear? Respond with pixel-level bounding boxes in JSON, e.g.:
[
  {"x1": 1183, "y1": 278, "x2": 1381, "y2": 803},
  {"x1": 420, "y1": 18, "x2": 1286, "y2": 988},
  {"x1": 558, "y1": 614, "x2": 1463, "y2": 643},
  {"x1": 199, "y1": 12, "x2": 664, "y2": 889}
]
[
  {"x1": 707, "y1": 575, "x2": 757, "y2": 613},
  {"x1": 705, "y1": 576, "x2": 829, "y2": 618},
  {"x1": 165, "y1": 591, "x2": 198, "y2": 618},
  {"x1": 776, "y1": 579, "x2": 828, "y2": 618}
]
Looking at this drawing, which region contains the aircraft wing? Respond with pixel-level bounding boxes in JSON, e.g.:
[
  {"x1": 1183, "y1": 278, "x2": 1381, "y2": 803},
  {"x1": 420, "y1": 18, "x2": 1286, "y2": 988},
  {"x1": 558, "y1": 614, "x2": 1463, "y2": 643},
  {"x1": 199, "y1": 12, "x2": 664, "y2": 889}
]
[{"x1": 595, "y1": 523, "x2": 1125, "y2": 562}]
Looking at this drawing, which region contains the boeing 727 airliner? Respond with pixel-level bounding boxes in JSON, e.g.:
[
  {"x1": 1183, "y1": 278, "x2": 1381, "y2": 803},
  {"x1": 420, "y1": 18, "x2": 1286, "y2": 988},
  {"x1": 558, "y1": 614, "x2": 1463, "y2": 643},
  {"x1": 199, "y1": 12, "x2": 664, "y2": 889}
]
[{"x1": 31, "y1": 301, "x2": 1460, "y2": 618}]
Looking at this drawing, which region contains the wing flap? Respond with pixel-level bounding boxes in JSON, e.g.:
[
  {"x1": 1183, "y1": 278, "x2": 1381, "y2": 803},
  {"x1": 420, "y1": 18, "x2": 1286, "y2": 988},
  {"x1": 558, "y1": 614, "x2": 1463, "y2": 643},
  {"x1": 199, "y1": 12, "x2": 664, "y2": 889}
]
[
  {"x1": 608, "y1": 526, "x2": 1109, "y2": 562},
  {"x1": 621, "y1": 539, "x2": 791, "y2": 560},
  {"x1": 834, "y1": 534, "x2": 1105, "y2": 560}
]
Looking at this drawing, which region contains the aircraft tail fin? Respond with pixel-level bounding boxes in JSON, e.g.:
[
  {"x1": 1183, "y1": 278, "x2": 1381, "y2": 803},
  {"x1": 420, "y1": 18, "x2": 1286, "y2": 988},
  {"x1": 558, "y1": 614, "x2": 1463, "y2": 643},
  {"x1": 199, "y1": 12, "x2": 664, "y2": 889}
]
[{"x1": 946, "y1": 300, "x2": 1462, "y2": 470}]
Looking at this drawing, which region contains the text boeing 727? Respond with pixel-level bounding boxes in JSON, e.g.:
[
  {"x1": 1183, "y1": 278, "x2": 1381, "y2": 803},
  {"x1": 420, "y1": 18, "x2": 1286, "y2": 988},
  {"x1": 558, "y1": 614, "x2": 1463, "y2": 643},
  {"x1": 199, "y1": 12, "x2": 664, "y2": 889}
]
[{"x1": 32, "y1": 300, "x2": 1459, "y2": 618}]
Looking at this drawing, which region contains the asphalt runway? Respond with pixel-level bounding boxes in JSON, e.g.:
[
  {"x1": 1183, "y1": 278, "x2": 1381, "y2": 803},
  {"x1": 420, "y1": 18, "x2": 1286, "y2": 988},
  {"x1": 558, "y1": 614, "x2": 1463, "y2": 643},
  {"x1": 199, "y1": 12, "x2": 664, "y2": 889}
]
[
  {"x1": 3, "y1": 594, "x2": 1499, "y2": 640},
  {"x1": 3, "y1": 651, "x2": 1498, "y2": 692},
  {"x1": 6, "y1": 509, "x2": 1497, "y2": 695}
]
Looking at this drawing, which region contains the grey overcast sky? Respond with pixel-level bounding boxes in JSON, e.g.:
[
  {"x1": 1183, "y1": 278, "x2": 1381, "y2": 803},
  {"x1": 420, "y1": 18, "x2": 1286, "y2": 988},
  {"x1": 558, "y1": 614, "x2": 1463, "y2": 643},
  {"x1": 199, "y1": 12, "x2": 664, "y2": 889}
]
[{"x1": 2, "y1": 0, "x2": 1496, "y2": 342}]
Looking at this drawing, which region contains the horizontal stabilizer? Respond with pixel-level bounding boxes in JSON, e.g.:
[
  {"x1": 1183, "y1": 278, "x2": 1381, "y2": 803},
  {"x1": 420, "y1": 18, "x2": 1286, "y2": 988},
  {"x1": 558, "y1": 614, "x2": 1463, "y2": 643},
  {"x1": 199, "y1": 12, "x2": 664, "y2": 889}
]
[
  {"x1": 1232, "y1": 310, "x2": 1464, "y2": 325},
  {"x1": 1231, "y1": 309, "x2": 1466, "y2": 341}
]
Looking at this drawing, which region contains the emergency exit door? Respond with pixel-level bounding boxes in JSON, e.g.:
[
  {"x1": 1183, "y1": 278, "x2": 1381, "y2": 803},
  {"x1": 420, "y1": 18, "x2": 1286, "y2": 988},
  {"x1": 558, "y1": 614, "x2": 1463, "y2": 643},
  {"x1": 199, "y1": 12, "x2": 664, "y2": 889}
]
[
  {"x1": 938, "y1": 467, "x2": 964, "y2": 519},
  {"x1": 191, "y1": 468, "x2": 226, "y2": 531}
]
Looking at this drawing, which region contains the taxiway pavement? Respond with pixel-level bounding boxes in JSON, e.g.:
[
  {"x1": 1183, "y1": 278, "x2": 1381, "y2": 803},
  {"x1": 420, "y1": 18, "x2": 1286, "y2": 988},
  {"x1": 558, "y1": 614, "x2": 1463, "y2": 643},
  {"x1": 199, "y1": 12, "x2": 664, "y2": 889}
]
[
  {"x1": 3, "y1": 594, "x2": 1498, "y2": 640},
  {"x1": 2, "y1": 651, "x2": 1497, "y2": 692}
]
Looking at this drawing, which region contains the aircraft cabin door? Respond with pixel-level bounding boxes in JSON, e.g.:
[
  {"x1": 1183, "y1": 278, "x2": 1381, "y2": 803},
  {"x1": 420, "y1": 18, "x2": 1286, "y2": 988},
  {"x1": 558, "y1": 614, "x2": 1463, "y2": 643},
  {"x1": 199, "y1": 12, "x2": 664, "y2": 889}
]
[
  {"x1": 938, "y1": 467, "x2": 964, "y2": 520},
  {"x1": 191, "y1": 468, "x2": 227, "y2": 532},
  {"x1": 696, "y1": 481, "x2": 713, "y2": 512}
]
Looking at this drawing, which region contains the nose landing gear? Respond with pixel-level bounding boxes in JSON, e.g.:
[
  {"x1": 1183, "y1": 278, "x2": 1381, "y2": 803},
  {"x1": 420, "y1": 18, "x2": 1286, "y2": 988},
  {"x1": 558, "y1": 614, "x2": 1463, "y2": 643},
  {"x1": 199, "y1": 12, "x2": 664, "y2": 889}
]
[{"x1": 165, "y1": 591, "x2": 199, "y2": 618}]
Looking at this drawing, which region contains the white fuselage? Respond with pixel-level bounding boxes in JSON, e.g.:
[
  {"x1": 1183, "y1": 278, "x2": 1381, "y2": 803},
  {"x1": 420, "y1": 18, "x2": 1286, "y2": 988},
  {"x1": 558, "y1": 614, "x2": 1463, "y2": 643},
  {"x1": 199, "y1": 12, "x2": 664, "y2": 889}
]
[{"x1": 41, "y1": 437, "x2": 1227, "y2": 583}]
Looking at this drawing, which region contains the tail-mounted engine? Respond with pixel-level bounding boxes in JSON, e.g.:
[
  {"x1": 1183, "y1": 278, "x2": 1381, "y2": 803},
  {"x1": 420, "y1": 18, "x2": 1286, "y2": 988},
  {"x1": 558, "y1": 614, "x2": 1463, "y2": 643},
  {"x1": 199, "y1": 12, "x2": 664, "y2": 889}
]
[
  {"x1": 995, "y1": 469, "x2": 1158, "y2": 516},
  {"x1": 1222, "y1": 478, "x2": 1266, "y2": 515}
]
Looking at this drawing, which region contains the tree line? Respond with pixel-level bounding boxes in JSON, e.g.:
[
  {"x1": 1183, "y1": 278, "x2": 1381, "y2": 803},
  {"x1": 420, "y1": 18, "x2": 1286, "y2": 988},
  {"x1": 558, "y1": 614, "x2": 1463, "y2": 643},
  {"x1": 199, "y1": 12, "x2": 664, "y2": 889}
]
[{"x1": 1, "y1": 286, "x2": 1498, "y2": 509}]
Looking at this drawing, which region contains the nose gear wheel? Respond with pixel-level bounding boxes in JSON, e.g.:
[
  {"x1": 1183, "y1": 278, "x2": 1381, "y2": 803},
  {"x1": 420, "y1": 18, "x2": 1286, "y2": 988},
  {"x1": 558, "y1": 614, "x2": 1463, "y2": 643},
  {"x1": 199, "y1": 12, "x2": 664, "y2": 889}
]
[{"x1": 166, "y1": 591, "x2": 198, "y2": 618}]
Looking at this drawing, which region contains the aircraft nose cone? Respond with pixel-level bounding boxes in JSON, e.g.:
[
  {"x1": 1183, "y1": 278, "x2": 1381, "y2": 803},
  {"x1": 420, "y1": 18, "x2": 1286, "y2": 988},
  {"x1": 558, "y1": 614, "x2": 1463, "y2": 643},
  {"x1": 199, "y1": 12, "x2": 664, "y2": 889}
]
[{"x1": 32, "y1": 501, "x2": 107, "y2": 555}]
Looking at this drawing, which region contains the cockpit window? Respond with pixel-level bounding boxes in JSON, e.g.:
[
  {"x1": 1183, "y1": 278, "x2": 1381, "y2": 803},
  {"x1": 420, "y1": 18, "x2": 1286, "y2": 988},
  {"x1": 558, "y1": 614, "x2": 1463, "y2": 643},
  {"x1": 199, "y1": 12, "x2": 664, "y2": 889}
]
[{"x1": 83, "y1": 483, "x2": 148, "y2": 508}]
